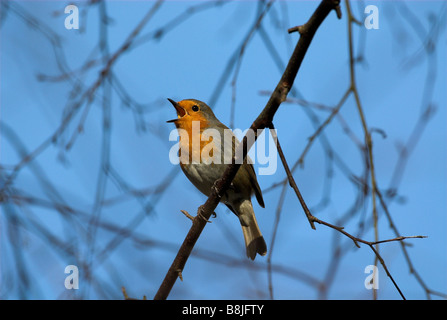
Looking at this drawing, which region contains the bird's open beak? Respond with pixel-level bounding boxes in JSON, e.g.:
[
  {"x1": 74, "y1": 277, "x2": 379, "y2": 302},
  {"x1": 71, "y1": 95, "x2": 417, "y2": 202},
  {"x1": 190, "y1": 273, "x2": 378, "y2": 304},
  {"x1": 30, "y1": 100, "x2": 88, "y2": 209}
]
[{"x1": 166, "y1": 98, "x2": 186, "y2": 123}]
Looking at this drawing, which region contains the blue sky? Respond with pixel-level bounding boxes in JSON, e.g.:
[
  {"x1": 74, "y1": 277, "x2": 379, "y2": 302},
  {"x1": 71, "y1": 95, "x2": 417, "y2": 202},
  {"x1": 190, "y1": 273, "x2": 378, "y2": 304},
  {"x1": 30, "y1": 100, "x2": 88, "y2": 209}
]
[{"x1": 1, "y1": 0, "x2": 446, "y2": 299}]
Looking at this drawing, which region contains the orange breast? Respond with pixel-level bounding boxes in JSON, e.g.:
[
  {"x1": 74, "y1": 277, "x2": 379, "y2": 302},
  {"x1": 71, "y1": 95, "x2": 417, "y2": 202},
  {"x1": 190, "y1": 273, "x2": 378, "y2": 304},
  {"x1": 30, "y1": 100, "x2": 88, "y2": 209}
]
[{"x1": 176, "y1": 115, "x2": 211, "y2": 164}]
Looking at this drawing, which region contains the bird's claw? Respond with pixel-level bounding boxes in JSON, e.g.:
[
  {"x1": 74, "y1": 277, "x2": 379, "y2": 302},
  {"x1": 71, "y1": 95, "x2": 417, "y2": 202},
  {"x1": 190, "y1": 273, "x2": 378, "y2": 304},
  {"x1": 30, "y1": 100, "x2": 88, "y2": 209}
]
[{"x1": 197, "y1": 205, "x2": 212, "y2": 223}]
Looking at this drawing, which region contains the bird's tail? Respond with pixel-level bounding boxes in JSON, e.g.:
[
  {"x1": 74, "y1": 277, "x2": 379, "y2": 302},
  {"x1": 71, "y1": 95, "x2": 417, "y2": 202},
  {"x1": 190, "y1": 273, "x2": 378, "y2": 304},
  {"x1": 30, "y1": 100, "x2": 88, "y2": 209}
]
[{"x1": 235, "y1": 199, "x2": 267, "y2": 260}]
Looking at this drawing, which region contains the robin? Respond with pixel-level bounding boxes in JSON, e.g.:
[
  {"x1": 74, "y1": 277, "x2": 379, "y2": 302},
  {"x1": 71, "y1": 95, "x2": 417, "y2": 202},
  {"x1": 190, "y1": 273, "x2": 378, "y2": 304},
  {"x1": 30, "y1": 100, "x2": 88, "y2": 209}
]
[{"x1": 167, "y1": 98, "x2": 267, "y2": 260}]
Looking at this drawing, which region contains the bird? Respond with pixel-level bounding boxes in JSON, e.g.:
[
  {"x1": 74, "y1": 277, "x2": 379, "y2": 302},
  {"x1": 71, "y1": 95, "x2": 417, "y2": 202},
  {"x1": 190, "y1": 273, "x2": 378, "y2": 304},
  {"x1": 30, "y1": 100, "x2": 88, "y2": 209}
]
[{"x1": 167, "y1": 98, "x2": 267, "y2": 260}]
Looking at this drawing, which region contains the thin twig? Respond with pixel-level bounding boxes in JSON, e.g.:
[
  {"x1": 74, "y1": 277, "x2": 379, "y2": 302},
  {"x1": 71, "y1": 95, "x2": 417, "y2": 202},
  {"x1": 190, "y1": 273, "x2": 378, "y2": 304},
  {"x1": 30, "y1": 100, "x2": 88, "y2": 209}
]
[{"x1": 270, "y1": 123, "x2": 426, "y2": 300}]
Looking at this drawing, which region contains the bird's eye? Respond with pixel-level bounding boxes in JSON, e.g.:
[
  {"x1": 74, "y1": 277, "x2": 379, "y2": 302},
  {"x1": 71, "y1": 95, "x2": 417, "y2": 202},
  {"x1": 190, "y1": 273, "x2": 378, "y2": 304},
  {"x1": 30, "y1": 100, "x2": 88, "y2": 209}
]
[{"x1": 192, "y1": 105, "x2": 199, "y2": 112}]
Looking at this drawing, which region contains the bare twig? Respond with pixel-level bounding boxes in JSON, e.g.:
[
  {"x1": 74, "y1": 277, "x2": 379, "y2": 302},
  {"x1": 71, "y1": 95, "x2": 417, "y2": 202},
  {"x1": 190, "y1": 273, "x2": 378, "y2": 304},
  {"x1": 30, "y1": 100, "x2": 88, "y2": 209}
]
[
  {"x1": 269, "y1": 124, "x2": 315, "y2": 230},
  {"x1": 270, "y1": 121, "x2": 426, "y2": 300},
  {"x1": 180, "y1": 210, "x2": 195, "y2": 222}
]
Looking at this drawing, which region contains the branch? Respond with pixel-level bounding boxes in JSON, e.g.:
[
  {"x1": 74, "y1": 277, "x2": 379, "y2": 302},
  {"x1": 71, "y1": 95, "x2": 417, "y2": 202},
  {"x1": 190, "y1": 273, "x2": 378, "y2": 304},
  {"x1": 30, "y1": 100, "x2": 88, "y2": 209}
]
[
  {"x1": 271, "y1": 121, "x2": 426, "y2": 300},
  {"x1": 153, "y1": 0, "x2": 342, "y2": 300},
  {"x1": 269, "y1": 124, "x2": 316, "y2": 230},
  {"x1": 310, "y1": 215, "x2": 426, "y2": 300}
]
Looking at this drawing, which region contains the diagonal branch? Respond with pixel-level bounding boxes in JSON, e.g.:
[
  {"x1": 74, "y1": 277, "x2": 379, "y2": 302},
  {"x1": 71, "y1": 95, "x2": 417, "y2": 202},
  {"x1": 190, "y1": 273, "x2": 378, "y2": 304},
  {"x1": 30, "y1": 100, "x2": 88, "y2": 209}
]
[
  {"x1": 270, "y1": 121, "x2": 426, "y2": 300},
  {"x1": 153, "y1": 0, "x2": 342, "y2": 300}
]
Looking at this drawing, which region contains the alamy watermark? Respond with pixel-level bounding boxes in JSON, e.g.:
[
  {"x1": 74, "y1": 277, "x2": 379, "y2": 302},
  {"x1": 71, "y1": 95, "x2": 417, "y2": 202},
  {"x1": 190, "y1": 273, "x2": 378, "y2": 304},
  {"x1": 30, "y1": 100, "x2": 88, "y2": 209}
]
[
  {"x1": 63, "y1": 3, "x2": 379, "y2": 31},
  {"x1": 364, "y1": 265, "x2": 379, "y2": 290},
  {"x1": 364, "y1": 5, "x2": 379, "y2": 30},
  {"x1": 64, "y1": 5, "x2": 79, "y2": 30},
  {"x1": 64, "y1": 265, "x2": 79, "y2": 290},
  {"x1": 168, "y1": 122, "x2": 278, "y2": 176}
]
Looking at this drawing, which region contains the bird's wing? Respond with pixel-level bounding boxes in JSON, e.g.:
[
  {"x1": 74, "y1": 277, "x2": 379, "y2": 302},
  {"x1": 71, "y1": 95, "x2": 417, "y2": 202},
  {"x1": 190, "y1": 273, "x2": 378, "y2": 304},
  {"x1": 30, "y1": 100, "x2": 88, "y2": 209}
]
[{"x1": 246, "y1": 163, "x2": 265, "y2": 208}]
